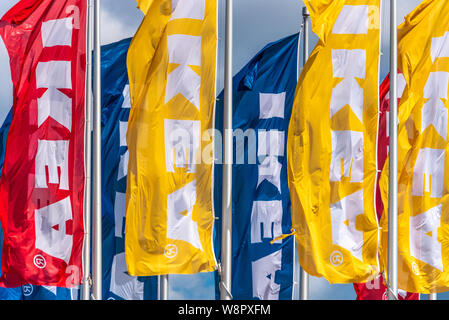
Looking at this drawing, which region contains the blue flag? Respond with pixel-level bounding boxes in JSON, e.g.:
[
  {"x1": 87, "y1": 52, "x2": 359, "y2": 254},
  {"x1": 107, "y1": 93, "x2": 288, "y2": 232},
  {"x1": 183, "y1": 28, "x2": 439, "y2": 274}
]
[
  {"x1": 100, "y1": 37, "x2": 158, "y2": 300},
  {"x1": 214, "y1": 33, "x2": 299, "y2": 300}
]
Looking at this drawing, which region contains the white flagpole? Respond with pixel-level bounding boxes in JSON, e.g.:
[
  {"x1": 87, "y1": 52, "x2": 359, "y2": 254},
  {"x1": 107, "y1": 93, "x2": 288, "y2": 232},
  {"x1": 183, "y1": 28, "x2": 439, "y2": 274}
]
[
  {"x1": 82, "y1": 0, "x2": 93, "y2": 301},
  {"x1": 387, "y1": 0, "x2": 398, "y2": 301},
  {"x1": 299, "y1": 6, "x2": 310, "y2": 301},
  {"x1": 92, "y1": 0, "x2": 102, "y2": 300},
  {"x1": 220, "y1": 0, "x2": 233, "y2": 301}
]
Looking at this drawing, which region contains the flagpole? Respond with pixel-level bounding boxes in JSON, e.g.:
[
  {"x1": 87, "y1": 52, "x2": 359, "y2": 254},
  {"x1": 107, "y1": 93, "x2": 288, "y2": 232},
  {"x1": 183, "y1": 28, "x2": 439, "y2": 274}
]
[
  {"x1": 82, "y1": 0, "x2": 93, "y2": 301},
  {"x1": 220, "y1": 0, "x2": 233, "y2": 301},
  {"x1": 292, "y1": 14, "x2": 303, "y2": 300},
  {"x1": 92, "y1": 0, "x2": 102, "y2": 300},
  {"x1": 387, "y1": 0, "x2": 398, "y2": 300},
  {"x1": 158, "y1": 275, "x2": 169, "y2": 300},
  {"x1": 298, "y1": 5, "x2": 310, "y2": 301}
]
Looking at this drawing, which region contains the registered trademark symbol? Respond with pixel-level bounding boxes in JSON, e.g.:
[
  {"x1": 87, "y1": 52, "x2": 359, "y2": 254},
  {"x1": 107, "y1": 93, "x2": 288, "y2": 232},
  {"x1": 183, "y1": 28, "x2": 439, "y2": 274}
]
[
  {"x1": 330, "y1": 250, "x2": 343, "y2": 266},
  {"x1": 164, "y1": 244, "x2": 178, "y2": 259},
  {"x1": 33, "y1": 254, "x2": 46, "y2": 269},
  {"x1": 411, "y1": 261, "x2": 419, "y2": 275},
  {"x1": 22, "y1": 284, "x2": 33, "y2": 297}
]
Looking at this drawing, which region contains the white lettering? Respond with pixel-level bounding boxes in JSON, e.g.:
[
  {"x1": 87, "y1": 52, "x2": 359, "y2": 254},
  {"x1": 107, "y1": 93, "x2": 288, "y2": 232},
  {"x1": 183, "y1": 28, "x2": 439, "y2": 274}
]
[
  {"x1": 410, "y1": 205, "x2": 443, "y2": 271},
  {"x1": 35, "y1": 140, "x2": 69, "y2": 190},
  {"x1": 250, "y1": 200, "x2": 283, "y2": 244},
  {"x1": 412, "y1": 148, "x2": 445, "y2": 198},
  {"x1": 167, "y1": 181, "x2": 202, "y2": 250},
  {"x1": 330, "y1": 130, "x2": 363, "y2": 183},
  {"x1": 330, "y1": 190, "x2": 364, "y2": 261},
  {"x1": 330, "y1": 49, "x2": 366, "y2": 122},
  {"x1": 252, "y1": 250, "x2": 282, "y2": 300},
  {"x1": 165, "y1": 35, "x2": 201, "y2": 110},
  {"x1": 35, "y1": 197, "x2": 73, "y2": 263},
  {"x1": 164, "y1": 119, "x2": 200, "y2": 173},
  {"x1": 41, "y1": 18, "x2": 73, "y2": 48}
]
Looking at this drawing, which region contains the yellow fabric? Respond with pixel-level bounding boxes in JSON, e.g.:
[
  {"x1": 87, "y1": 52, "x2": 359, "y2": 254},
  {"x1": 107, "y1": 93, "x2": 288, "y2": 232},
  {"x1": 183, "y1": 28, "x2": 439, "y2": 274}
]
[
  {"x1": 379, "y1": 0, "x2": 449, "y2": 294},
  {"x1": 135, "y1": 0, "x2": 152, "y2": 15},
  {"x1": 287, "y1": 0, "x2": 381, "y2": 283},
  {"x1": 125, "y1": 0, "x2": 218, "y2": 276}
]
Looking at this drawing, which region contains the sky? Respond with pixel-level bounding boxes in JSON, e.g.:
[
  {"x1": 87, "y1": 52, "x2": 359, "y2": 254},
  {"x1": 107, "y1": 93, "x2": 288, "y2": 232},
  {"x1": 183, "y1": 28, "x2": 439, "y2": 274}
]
[{"x1": 0, "y1": 0, "x2": 447, "y2": 301}]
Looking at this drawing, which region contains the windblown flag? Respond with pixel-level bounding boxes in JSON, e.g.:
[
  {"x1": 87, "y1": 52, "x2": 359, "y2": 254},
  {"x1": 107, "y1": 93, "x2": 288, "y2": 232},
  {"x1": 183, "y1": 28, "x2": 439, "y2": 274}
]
[
  {"x1": 353, "y1": 74, "x2": 419, "y2": 300},
  {"x1": 125, "y1": 0, "x2": 218, "y2": 276},
  {"x1": 136, "y1": 0, "x2": 151, "y2": 15},
  {"x1": 0, "y1": 0, "x2": 86, "y2": 287},
  {"x1": 213, "y1": 34, "x2": 299, "y2": 300},
  {"x1": 0, "y1": 109, "x2": 78, "y2": 300},
  {"x1": 287, "y1": 0, "x2": 381, "y2": 283},
  {"x1": 101, "y1": 38, "x2": 157, "y2": 299},
  {"x1": 380, "y1": 0, "x2": 449, "y2": 294}
]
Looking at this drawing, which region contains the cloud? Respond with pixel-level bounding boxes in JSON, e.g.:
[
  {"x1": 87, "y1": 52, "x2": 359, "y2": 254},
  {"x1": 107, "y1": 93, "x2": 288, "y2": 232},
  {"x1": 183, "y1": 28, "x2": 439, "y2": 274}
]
[
  {"x1": 169, "y1": 272, "x2": 216, "y2": 300},
  {"x1": 100, "y1": 0, "x2": 143, "y2": 45}
]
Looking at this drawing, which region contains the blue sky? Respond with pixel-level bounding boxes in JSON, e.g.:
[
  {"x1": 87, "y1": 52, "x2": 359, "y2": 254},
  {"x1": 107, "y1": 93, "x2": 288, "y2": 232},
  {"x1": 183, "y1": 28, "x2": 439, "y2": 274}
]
[{"x1": 0, "y1": 0, "x2": 448, "y2": 300}]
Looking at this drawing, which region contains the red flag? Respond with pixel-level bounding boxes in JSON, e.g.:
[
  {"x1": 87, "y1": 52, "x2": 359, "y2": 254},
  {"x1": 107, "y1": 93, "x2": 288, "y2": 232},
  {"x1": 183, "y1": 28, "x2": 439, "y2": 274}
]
[
  {"x1": 352, "y1": 74, "x2": 419, "y2": 300},
  {"x1": 0, "y1": 0, "x2": 86, "y2": 288}
]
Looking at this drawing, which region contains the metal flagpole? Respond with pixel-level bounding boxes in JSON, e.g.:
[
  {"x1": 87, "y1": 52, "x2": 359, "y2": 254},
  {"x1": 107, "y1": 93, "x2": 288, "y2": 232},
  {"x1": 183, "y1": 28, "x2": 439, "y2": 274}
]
[
  {"x1": 387, "y1": 0, "x2": 398, "y2": 301},
  {"x1": 158, "y1": 275, "x2": 169, "y2": 300},
  {"x1": 429, "y1": 293, "x2": 437, "y2": 300},
  {"x1": 292, "y1": 15, "x2": 303, "y2": 300},
  {"x1": 298, "y1": 6, "x2": 310, "y2": 301},
  {"x1": 92, "y1": 0, "x2": 102, "y2": 300},
  {"x1": 81, "y1": 0, "x2": 93, "y2": 301},
  {"x1": 220, "y1": 0, "x2": 233, "y2": 301}
]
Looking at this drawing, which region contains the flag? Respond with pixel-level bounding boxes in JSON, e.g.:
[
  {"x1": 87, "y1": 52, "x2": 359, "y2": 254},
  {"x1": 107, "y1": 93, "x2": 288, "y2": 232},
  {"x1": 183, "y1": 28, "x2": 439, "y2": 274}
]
[
  {"x1": 214, "y1": 34, "x2": 299, "y2": 300},
  {"x1": 136, "y1": 0, "x2": 151, "y2": 15},
  {"x1": 0, "y1": 0, "x2": 87, "y2": 287},
  {"x1": 287, "y1": 0, "x2": 381, "y2": 283},
  {"x1": 101, "y1": 38, "x2": 158, "y2": 299},
  {"x1": 380, "y1": 0, "x2": 449, "y2": 293},
  {"x1": 0, "y1": 111, "x2": 18, "y2": 299},
  {"x1": 0, "y1": 109, "x2": 78, "y2": 300},
  {"x1": 125, "y1": 0, "x2": 218, "y2": 276},
  {"x1": 353, "y1": 74, "x2": 418, "y2": 300},
  {"x1": 353, "y1": 274, "x2": 418, "y2": 300}
]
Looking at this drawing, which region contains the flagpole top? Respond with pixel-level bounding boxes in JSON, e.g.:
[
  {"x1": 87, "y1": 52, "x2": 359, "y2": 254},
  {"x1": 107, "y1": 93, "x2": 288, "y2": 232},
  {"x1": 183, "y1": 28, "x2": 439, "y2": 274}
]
[{"x1": 302, "y1": 6, "x2": 309, "y2": 17}]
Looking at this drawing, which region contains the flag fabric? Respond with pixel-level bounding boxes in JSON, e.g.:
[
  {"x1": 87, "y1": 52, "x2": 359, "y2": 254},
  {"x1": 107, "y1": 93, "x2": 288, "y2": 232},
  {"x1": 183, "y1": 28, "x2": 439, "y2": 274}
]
[
  {"x1": 0, "y1": 0, "x2": 86, "y2": 288},
  {"x1": 0, "y1": 111, "x2": 19, "y2": 299},
  {"x1": 101, "y1": 38, "x2": 158, "y2": 300},
  {"x1": 136, "y1": 0, "x2": 151, "y2": 15},
  {"x1": 353, "y1": 74, "x2": 419, "y2": 300},
  {"x1": 287, "y1": 0, "x2": 382, "y2": 284},
  {"x1": 125, "y1": 0, "x2": 218, "y2": 276},
  {"x1": 379, "y1": 0, "x2": 449, "y2": 294},
  {"x1": 353, "y1": 274, "x2": 418, "y2": 300},
  {"x1": 0, "y1": 109, "x2": 78, "y2": 300},
  {"x1": 214, "y1": 34, "x2": 299, "y2": 300}
]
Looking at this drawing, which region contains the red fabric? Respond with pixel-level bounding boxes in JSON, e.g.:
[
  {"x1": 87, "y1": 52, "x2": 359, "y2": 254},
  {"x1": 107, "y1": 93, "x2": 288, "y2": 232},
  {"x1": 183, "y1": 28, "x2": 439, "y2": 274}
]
[
  {"x1": 0, "y1": 0, "x2": 86, "y2": 288},
  {"x1": 353, "y1": 74, "x2": 419, "y2": 300}
]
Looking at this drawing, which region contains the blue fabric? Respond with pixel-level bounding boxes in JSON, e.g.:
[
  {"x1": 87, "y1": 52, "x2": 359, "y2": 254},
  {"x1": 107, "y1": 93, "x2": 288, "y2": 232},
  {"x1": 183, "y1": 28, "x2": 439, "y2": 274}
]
[
  {"x1": 214, "y1": 33, "x2": 299, "y2": 300},
  {"x1": 100, "y1": 38, "x2": 158, "y2": 300}
]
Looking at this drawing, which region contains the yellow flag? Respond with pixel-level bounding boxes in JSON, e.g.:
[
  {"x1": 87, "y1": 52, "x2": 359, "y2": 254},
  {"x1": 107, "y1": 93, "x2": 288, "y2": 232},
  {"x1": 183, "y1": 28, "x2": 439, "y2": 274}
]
[
  {"x1": 125, "y1": 0, "x2": 218, "y2": 276},
  {"x1": 379, "y1": 0, "x2": 449, "y2": 293},
  {"x1": 135, "y1": 0, "x2": 151, "y2": 15},
  {"x1": 287, "y1": 0, "x2": 381, "y2": 283}
]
